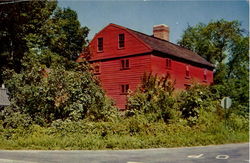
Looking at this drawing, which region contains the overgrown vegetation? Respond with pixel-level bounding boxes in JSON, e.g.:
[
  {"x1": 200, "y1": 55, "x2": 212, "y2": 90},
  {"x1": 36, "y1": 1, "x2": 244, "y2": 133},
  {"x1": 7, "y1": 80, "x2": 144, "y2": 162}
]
[
  {"x1": 0, "y1": 74, "x2": 248, "y2": 150},
  {"x1": 0, "y1": 1, "x2": 248, "y2": 150}
]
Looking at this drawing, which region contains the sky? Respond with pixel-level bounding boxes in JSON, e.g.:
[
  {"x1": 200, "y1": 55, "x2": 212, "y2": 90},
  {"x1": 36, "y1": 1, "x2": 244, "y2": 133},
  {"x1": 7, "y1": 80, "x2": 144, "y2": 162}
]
[{"x1": 58, "y1": 0, "x2": 249, "y2": 43}]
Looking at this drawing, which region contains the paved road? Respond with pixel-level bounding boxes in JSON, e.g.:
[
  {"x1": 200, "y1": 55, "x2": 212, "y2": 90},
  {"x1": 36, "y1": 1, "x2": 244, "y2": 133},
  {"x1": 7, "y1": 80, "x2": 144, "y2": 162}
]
[{"x1": 0, "y1": 143, "x2": 249, "y2": 163}]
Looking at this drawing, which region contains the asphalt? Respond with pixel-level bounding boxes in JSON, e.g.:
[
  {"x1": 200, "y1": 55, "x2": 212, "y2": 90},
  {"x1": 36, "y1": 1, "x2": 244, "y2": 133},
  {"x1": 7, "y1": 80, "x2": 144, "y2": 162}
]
[{"x1": 0, "y1": 143, "x2": 249, "y2": 163}]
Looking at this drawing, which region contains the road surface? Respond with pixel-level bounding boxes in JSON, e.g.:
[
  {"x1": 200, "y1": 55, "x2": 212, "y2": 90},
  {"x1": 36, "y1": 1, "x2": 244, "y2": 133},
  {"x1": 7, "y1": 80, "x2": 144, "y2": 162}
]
[{"x1": 0, "y1": 143, "x2": 249, "y2": 163}]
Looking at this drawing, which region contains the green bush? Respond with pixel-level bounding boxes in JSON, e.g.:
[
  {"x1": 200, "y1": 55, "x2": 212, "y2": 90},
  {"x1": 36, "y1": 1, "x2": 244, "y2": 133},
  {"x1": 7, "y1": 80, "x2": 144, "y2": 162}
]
[
  {"x1": 127, "y1": 73, "x2": 179, "y2": 123},
  {"x1": 177, "y1": 84, "x2": 220, "y2": 126},
  {"x1": 3, "y1": 53, "x2": 118, "y2": 125}
]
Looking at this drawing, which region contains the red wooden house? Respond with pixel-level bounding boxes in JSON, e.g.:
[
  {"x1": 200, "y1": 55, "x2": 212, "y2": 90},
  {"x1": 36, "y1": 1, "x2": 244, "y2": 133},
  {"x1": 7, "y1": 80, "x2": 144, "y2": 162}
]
[{"x1": 78, "y1": 23, "x2": 214, "y2": 110}]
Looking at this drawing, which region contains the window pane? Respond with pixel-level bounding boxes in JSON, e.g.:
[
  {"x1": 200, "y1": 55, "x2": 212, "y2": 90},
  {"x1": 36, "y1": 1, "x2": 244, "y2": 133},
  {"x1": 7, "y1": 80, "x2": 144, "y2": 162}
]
[
  {"x1": 121, "y1": 59, "x2": 129, "y2": 69},
  {"x1": 119, "y1": 34, "x2": 125, "y2": 48},
  {"x1": 125, "y1": 60, "x2": 129, "y2": 68},
  {"x1": 121, "y1": 84, "x2": 129, "y2": 94}
]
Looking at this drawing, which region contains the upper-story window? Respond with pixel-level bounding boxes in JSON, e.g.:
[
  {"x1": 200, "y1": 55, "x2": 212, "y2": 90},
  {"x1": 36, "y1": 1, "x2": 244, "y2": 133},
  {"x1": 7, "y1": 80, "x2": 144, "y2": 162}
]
[
  {"x1": 118, "y1": 34, "x2": 125, "y2": 49},
  {"x1": 203, "y1": 69, "x2": 207, "y2": 81},
  {"x1": 97, "y1": 37, "x2": 103, "y2": 52},
  {"x1": 185, "y1": 65, "x2": 190, "y2": 78},
  {"x1": 166, "y1": 58, "x2": 172, "y2": 69},
  {"x1": 121, "y1": 59, "x2": 129, "y2": 70}
]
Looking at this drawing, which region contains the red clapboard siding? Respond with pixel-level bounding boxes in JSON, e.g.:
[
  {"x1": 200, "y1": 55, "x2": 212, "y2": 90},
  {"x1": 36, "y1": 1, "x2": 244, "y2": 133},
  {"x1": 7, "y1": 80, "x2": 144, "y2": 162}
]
[
  {"x1": 97, "y1": 55, "x2": 151, "y2": 109},
  {"x1": 89, "y1": 24, "x2": 151, "y2": 61},
  {"x1": 150, "y1": 55, "x2": 213, "y2": 89},
  {"x1": 79, "y1": 23, "x2": 214, "y2": 110}
]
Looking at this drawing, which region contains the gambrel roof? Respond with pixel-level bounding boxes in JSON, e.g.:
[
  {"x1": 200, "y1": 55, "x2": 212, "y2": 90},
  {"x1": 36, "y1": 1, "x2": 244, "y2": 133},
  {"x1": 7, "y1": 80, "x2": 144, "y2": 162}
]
[
  {"x1": 124, "y1": 26, "x2": 214, "y2": 68},
  {"x1": 80, "y1": 23, "x2": 214, "y2": 68}
]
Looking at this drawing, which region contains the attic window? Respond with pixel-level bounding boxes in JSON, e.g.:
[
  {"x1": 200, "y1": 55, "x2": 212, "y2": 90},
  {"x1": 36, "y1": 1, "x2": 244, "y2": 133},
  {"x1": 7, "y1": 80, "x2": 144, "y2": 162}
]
[
  {"x1": 185, "y1": 65, "x2": 190, "y2": 78},
  {"x1": 166, "y1": 58, "x2": 172, "y2": 69},
  {"x1": 118, "y1": 34, "x2": 125, "y2": 49},
  {"x1": 121, "y1": 59, "x2": 129, "y2": 70},
  {"x1": 97, "y1": 37, "x2": 103, "y2": 52}
]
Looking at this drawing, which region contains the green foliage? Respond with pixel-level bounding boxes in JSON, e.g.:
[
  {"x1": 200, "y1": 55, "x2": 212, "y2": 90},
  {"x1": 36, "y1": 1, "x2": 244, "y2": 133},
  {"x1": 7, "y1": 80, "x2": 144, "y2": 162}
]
[
  {"x1": 0, "y1": 1, "x2": 89, "y2": 83},
  {"x1": 178, "y1": 19, "x2": 244, "y2": 64},
  {"x1": 46, "y1": 7, "x2": 89, "y2": 61},
  {"x1": 0, "y1": 106, "x2": 32, "y2": 129},
  {"x1": 0, "y1": 0, "x2": 57, "y2": 83},
  {"x1": 178, "y1": 19, "x2": 249, "y2": 115},
  {"x1": 0, "y1": 1, "x2": 116, "y2": 126},
  {"x1": 127, "y1": 73, "x2": 179, "y2": 123},
  {"x1": 178, "y1": 84, "x2": 219, "y2": 125},
  {"x1": 3, "y1": 52, "x2": 117, "y2": 125},
  {"x1": 0, "y1": 118, "x2": 248, "y2": 150}
]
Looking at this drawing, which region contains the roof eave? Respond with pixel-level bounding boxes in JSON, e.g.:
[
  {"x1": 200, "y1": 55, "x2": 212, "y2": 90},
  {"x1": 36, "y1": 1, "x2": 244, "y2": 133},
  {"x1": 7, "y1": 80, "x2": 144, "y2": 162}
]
[{"x1": 152, "y1": 50, "x2": 215, "y2": 70}]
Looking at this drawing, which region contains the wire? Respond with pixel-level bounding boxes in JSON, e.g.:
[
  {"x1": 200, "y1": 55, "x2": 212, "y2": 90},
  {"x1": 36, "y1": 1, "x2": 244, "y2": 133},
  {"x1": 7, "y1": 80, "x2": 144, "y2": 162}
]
[{"x1": 0, "y1": 0, "x2": 31, "y2": 5}]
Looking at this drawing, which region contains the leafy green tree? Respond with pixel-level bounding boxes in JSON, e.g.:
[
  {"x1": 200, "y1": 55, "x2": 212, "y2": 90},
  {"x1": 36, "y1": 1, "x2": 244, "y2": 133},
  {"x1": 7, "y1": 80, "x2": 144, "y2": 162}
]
[
  {"x1": 178, "y1": 20, "x2": 244, "y2": 65},
  {"x1": 47, "y1": 8, "x2": 89, "y2": 61},
  {"x1": 214, "y1": 36, "x2": 249, "y2": 114},
  {"x1": 178, "y1": 19, "x2": 249, "y2": 114},
  {"x1": 0, "y1": 0, "x2": 57, "y2": 83},
  {"x1": 3, "y1": 52, "x2": 116, "y2": 125},
  {"x1": 0, "y1": 1, "x2": 89, "y2": 83}
]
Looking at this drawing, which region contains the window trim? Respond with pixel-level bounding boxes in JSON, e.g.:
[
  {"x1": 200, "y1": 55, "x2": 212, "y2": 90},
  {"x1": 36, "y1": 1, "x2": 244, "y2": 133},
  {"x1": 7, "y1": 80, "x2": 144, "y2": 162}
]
[
  {"x1": 185, "y1": 65, "x2": 190, "y2": 79},
  {"x1": 93, "y1": 64, "x2": 101, "y2": 75},
  {"x1": 203, "y1": 69, "x2": 208, "y2": 82},
  {"x1": 97, "y1": 37, "x2": 103, "y2": 52},
  {"x1": 118, "y1": 33, "x2": 125, "y2": 49}
]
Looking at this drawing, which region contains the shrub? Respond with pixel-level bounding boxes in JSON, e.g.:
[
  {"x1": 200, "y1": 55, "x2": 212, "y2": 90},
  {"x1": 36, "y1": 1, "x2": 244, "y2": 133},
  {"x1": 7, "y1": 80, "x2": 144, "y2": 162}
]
[
  {"x1": 177, "y1": 84, "x2": 220, "y2": 125},
  {"x1": 0, "y1": 106, "x2": 33, "y2": 129},
  {"x1": 3, "y1": 53, "x2": 118, "y2": 125},
  {"x1": 126, "y1": 73, "x2": 180, "y2": 123}
]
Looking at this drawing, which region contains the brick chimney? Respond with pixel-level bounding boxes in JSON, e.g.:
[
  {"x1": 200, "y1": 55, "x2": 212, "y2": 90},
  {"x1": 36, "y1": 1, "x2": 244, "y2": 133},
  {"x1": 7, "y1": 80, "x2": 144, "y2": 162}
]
[{"x1": 153, "y1": 24, "x2": 169, "y2": 41}]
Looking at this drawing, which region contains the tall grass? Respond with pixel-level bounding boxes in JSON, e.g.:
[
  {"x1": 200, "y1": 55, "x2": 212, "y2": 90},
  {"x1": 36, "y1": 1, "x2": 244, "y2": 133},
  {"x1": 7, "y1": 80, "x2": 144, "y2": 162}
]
[{"x1": 0, "y1": 116, "x2": 248, "y2": 150}]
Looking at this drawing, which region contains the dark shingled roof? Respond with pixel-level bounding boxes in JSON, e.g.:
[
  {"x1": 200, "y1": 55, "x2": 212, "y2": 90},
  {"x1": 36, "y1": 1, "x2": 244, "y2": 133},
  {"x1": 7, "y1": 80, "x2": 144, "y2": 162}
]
[
  {"x1": 127, "y1": 28, "x2": 214, "y2": 68},
  {"x1": 0, "y1": 88, "x2": 10, "y2": 106}
]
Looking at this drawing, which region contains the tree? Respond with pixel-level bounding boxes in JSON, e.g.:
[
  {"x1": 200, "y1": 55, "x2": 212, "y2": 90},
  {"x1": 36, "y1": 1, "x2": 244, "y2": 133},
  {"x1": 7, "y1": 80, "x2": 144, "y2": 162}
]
[
  {"x1": 3, "y1": 52, "x2": 116, "y2": 125},
  {"x1": 178, "y1": 20, "x2": 244, "y2": 65},
  {"x1": 47, "y1": 8, "x2": 89, "y2": 61},
  {"x1": 178, "y1": 19, "x2": 249, "y2": 114},
  {"x1": 0, "y1": 2, "x2": 90, "y2": 83},
  {"x1": 0, "y1": 0, "x2": 57, "y2": 83}
]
